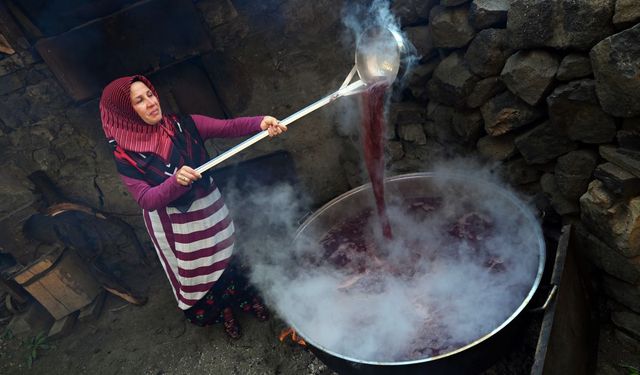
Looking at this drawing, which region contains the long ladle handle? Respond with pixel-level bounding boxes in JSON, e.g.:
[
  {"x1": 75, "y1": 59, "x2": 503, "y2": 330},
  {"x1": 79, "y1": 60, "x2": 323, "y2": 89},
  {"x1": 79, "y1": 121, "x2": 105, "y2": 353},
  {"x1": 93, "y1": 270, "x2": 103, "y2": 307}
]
[{"x1": 195, "y1": 79, "x2": 366, "y2": 174}]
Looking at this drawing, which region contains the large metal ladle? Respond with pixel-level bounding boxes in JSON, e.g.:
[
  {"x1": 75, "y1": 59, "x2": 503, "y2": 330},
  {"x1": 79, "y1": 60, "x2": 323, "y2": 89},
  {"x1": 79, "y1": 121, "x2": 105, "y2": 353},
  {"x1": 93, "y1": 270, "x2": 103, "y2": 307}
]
[{"x1": 195, "y1": 26, "x2": 405, "y2": 174}]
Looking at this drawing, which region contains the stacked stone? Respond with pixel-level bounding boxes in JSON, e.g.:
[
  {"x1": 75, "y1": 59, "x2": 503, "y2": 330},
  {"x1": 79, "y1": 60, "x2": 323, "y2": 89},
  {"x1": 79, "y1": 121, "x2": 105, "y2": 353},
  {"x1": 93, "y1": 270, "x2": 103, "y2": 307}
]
[{"x1": 388, "y1": 0, "x2": 640, "y2": 360}]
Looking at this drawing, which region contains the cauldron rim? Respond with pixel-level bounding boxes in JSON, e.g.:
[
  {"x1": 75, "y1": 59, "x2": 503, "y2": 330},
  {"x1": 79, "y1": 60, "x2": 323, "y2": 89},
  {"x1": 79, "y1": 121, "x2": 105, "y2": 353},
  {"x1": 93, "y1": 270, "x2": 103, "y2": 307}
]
[{"x1": 289, "y1": 172, "x2": 546, "y2": 366}]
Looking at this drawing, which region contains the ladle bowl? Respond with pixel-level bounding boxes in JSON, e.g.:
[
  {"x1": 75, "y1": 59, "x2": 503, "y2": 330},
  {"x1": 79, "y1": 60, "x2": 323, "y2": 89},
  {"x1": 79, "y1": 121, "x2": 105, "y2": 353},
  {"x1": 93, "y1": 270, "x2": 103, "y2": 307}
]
[{"x1": 356, "y1": 26, "x2": 405, "y2": 85}]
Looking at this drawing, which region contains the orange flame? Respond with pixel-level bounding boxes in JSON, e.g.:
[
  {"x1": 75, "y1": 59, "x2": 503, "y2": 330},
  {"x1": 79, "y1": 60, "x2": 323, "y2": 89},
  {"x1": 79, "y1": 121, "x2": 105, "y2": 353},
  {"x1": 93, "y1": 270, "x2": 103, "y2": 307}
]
[{"x1": 279, "y1": 327, "x2": 307, "y2": 346}]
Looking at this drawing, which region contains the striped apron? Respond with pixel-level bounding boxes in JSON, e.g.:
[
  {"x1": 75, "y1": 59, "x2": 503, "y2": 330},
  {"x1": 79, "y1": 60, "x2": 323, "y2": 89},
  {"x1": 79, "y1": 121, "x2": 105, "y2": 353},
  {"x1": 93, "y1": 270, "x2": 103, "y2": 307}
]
[{"x1": 143, "y1": 184, "x2": 235, "y2": 310}]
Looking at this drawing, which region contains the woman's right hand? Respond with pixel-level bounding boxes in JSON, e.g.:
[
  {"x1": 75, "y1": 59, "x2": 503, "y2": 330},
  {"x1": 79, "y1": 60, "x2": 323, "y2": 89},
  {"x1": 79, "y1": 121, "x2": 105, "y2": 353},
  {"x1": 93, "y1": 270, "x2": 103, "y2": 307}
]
[{"x1": 175, "y1": 166, "x2": 201, "y2": 186}]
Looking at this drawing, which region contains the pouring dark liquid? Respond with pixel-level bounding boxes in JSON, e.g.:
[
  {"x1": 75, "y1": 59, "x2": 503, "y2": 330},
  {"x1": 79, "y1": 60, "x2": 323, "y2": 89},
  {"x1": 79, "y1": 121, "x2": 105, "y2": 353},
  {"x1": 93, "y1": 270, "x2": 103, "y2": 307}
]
[{"x1": 361, "y1": 81, "x2": 392, "y2": 239}]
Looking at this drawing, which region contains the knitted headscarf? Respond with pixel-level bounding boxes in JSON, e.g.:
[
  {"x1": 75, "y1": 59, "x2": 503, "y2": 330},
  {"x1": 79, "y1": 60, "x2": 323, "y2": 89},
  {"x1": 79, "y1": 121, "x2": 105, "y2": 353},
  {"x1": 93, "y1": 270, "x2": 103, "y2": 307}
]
[{"x1": 100, "y1": 75, "x2": 174, "y2": 160}]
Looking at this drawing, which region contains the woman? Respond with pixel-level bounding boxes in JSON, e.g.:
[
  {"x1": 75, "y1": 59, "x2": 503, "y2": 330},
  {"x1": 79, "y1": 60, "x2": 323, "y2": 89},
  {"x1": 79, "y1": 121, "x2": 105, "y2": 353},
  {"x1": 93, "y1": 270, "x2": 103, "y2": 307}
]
[{"x1": 99, "y1": 75, "x2": 287, "y2": 338}]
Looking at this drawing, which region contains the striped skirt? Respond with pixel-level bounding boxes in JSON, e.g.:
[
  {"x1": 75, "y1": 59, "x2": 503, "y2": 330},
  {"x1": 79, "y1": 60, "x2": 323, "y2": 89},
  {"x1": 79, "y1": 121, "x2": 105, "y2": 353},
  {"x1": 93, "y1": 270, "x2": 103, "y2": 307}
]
[{"x1": 143, "y1": 186, "x2": 235, "y2": 310}]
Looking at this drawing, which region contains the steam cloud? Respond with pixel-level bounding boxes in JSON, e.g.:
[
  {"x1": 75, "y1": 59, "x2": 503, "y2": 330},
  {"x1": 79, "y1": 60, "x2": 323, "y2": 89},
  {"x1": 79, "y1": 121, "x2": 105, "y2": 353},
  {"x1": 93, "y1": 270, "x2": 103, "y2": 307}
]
[
  {"x1": 222, "y1": 0, "x2": 543, "y2": 365},
  {"x1": 227, "y1": 169, "x2": 542, "y2": 362}
]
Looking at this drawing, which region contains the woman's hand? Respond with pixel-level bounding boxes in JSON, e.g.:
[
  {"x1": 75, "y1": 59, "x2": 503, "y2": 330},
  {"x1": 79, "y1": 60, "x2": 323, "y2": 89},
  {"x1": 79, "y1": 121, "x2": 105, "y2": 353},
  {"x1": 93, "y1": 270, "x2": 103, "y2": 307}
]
[
  {"x1": 175, "y1": 166, "x2": 201, "y2": 186},
  {"x1": 260, "y1": 116, "x2": 287, "y2": 137}
]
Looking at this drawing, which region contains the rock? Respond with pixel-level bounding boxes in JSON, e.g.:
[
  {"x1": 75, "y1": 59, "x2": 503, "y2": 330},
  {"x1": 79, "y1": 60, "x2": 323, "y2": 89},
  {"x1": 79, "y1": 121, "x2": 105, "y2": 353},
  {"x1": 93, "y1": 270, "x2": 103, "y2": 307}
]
[
  {"x1": 465, "y1": 28, "x2": 513, "y2": 78},
  {"x1": 603, "y1": 275, "x2": 640, "y2": 313},
  {"x1": 392, "y1": 0, "x2": 438, "y2": 26},
  {"x1": 515, "y1": 121, "x2": 578, "y2": 164},
  {"x1": 580, "y1": 179, "x2": 640, "y2": 257},
  {"x1": 540, "y1": 173, "x2": 580, "y2": 215},
  {"x1": 623, "y1": 117, "x2": 640, "y2": 131},
  {"x1": 426, "y1": 52, "x2": 480, "y2": 108},
  {"x1": 0, "y1": 73, "x2": 24, "y2": 95},
  {"x1": 426, "y1": 101, "x2": 453, "y2": 123},
  {"x1": 397, "y1": 123, "x2": 427, "y2": 144},
  {"x1": 466, "y1": 76, "x2": 505, "y2": 108},
  {"x1": 385, "y1": 140, "x2": 404, "y2": 162},
  {"x1": 590, "y1": 23, "x2": 640, "y2": 118},
  {"x1": 0, "y1": 54, "x2": 24, "y2": 76},
  {"x1": 502, "y1": 158, "x2": 542, "y2": 185},
  {"x1": 600, "y1": 146, "x2": 640, "y2": 178},
  {"x1": 555, "y1": 150, "x2": 599, "y2": 201},
  {"x1": 594, "y1": 162, "x2": 640, "y2": 198},
  {"x1": 0, "y1": 92, "x2": 31, "y2": 129},
  {"x1": 425, "y1": 102, "x2": 456, "y2": 142},
  {"x1": 403, "y1": 142, "x2": 431, "y2": 161},
  {"x1": 429, "y1": 5, "x2": 476, "y2": 48},
  {"x1": 389, "y1": 156, "x2": 429, "y2": 174},
  {"x1": 452, "y1": 110, "x2": 484, "y2": 145},
  {"x1": 617, "y1": 130, "x2": 640, "y2": 151},
  {"x1": 612, "y1": 307, "x2": 640, "y2": 337},
  {"x1": 556, "y1": 53, "x2": 592, "y2": 81},
  {"x1": 575, "y1": 223, "x2": 640, "y2": 284},
  {"x1": 476, "y1": 133, "x2": 517, "y2": 161},
  {"x1": 547, "y1": 79, "x2": 616, "y2": 144},
  {"x1": 341, "y1": 159, "x2": 364, "y2": 190},
  {"x1": 481, "y1": 90, "x2": 545, "y2": 136},
  {"x1": 613, "y1": 0, "x2": 640, "y2": 29},
  {"x1": 469, "y1": 0, "x2": 509, "y2": 30},
  {"x1": 423, "y1": 120, "x2": 451, "y2": 144},
  {"x1": 406, "y1": 59, "x2": 439, "y2": 102},
  {"x1": 390, "y1": 101, "x2": 426, "y2": 125},
  {"x1": 500, "y1": 50, "x2": 559, "y2": 105},
  {"x1": 404, "y1": 26, "x2": 434, "y2": 61},
  {"x1": 507, "y1": 0, "x2": 615, "y2": 51}
]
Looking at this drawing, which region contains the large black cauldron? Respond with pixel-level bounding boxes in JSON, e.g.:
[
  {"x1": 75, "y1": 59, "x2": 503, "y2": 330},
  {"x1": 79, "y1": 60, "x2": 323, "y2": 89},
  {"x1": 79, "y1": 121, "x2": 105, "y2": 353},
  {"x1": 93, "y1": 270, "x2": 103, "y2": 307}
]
[{"x1": 288, "y1": 172, "x2": 546, "y2": 375}]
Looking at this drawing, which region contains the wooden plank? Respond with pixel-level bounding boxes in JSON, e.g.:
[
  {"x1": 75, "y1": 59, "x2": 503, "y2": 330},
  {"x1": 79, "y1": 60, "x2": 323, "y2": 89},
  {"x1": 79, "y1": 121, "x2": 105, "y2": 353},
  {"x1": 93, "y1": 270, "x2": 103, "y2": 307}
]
[
  {"x1": 47, "y1": 251, "x2": 102, "y2": 310},
  {"x1": 12, "y1": 247, "x2": 63, "y2": 285},
  {"x1": 531, "y1": 225, "x2": 599, "y2": 375},
  {"x1": 21, "y1": 280, "x2": 71, "y2": 320},
  {"x1": 15, "y1": 249, "x2": 101, "y2": 320}
]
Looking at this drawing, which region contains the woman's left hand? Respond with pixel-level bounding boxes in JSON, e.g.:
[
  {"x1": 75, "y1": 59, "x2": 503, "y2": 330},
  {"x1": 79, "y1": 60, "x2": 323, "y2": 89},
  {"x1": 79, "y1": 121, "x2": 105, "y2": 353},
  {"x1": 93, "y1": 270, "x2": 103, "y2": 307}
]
[{"x1": 260, "y1": 116, "x2": 287, "y2": 137}]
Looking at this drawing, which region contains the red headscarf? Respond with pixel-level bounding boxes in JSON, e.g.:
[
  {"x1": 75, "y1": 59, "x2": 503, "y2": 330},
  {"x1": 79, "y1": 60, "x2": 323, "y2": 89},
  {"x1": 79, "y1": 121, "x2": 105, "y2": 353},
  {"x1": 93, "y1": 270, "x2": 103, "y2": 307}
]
[{"x1": 99, "y1": 75, "x2": 174, "y2": 160}]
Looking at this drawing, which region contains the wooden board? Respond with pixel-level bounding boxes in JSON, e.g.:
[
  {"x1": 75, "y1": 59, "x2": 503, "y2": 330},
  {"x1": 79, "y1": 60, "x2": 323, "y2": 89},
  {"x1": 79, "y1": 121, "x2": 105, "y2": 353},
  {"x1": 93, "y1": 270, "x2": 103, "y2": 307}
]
[
  {"x1": 13, "y1": 249, "x2": 102, "y2": 320},
  {"x1": 531, "y1": 225, "x2": 599, "y2": 375}
]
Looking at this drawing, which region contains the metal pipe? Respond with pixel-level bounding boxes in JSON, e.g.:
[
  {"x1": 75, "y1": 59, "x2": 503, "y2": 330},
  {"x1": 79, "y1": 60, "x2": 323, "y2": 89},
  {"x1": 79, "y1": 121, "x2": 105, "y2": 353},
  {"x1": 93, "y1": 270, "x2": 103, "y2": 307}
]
[{"x1": 195, "y1": 79, "x2": 366, "y2": 174}]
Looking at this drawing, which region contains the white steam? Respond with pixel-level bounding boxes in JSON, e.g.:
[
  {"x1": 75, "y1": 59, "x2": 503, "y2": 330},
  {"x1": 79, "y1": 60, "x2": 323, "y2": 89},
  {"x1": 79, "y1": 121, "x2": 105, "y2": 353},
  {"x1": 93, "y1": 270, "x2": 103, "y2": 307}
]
[{"x1": 225, "y1": 171, "x2": 543, "y2": 363}]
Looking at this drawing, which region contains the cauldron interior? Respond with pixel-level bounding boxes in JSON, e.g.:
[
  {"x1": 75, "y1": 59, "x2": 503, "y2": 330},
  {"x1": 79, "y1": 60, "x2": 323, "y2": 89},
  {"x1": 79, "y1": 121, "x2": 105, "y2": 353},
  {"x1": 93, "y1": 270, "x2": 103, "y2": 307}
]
[{"x1": 287, "y1": 172, "x2": 545, "y2": 374}]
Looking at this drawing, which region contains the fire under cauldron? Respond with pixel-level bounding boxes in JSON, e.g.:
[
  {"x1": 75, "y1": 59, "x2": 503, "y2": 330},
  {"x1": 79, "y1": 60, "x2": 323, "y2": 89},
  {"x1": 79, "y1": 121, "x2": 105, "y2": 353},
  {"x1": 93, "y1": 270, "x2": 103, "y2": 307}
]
[{"x1": 285, "y1": 172, "x2": 546, "y2": 375}]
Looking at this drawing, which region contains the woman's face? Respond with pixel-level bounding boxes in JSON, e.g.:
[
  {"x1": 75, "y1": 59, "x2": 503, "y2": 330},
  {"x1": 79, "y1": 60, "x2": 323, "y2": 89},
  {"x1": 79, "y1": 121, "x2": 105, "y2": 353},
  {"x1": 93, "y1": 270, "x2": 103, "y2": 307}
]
[{"x1": 130, "y1": 81, "x2": 162, "y2": 125}]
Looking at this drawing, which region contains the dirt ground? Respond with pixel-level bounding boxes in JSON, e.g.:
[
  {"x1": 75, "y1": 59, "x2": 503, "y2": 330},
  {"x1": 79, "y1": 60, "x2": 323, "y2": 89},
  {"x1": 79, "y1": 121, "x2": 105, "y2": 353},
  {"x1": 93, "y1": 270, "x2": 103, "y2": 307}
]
[
  {"x1": 0, "y1": 264, "x2": 543, "y2": 375},
  {"x1": 0, "y1": 266, "x2": 333, "y2": 375}
]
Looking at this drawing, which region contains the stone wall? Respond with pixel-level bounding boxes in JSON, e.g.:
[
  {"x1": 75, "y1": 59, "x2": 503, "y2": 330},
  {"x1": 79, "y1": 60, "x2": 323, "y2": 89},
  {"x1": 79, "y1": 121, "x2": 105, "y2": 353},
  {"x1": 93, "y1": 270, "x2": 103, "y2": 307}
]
[{"x1": 369, "y1": 0, "x2": 640, "y2": 369}]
